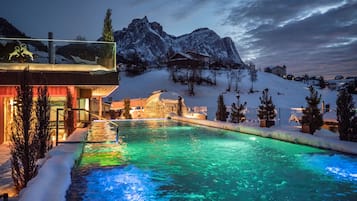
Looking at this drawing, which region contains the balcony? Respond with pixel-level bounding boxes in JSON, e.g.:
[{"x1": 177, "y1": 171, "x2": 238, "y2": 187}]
[
  {"x1": 0, "y1": 38, "x2": 119, "y2": 95},
  {"x1": 0, "y1": 37, "x2": 116, "y2": 72}
]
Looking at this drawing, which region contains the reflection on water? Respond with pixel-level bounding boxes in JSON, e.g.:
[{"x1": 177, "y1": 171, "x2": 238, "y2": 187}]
[{"x1": 67, "y1": 120, "x2": 357, "y2": 201}]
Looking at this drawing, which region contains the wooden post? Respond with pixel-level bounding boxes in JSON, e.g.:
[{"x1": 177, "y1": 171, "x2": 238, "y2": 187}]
[{"x1": 99, "y1": 96, "x2": 103, "y2": 118}]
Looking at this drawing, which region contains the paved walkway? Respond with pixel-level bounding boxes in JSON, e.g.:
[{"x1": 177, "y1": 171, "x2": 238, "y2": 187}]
[{"x1": 0, "y1": 142, "x2": 18, "y2": 200}]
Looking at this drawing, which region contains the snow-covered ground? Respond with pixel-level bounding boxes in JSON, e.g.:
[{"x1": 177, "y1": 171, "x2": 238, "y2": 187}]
[
  {"x1": 17, "y1": 128, "x2": 88, "y2": 201},
  {"x1": 108, "y1": 69, "x2": 345, "y2": 122}
]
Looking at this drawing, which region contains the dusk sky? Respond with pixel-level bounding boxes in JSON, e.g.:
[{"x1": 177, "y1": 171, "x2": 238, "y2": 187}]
[{"x1": 1, "y1": 0, "x2": 357, "y2": 79}]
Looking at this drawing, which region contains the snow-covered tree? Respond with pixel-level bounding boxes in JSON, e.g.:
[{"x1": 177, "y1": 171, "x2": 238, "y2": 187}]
[
  {"x1": 234, "y1": 69, "x2": 244, "y2": 92},
  {"x1": 336, "y1": 88, "x2": 356, "y2": 141},
  {"x1": 10, "y1": 70, "x2": 38, "y2": 191},
  {"x1": 230, "y1": 93, "x2": 247, "y2": 123},
  {"x1": 301, "y1": 86, "x2": 323, "y2": 134},
  {"x1": 216, "y1": 94, "x2": 228, "y2": 121},
  {"x1": 249, "y1": 63, "x2": 257, "y2": 93},
  {"x1": 226, "y1": 71, "x2": 233, "y2": 92},
  {"x1": 257, "y1": 88, "x2": 276, "y2": 127}
]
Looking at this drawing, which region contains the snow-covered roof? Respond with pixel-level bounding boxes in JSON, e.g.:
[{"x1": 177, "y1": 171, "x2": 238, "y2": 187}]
[{"x1": 169, "y1": 52, "x2": 195, "y2": 60}]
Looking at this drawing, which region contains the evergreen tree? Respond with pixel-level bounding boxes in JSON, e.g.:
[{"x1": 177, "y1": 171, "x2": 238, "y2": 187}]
[
  {"x1": 336, "y1": 88, "x2": 356, "y2": 141},
  {"x1": 10, "y1": 70, "x2": 38, "y2": 191},
  {"x1": 301, "y1": 86, "x2": 323, "y2": 134},
  {"x1": 64, "y1": 88, "x2": 75, "y2": 135},
  {"x1": 230, "y1": 93, "x2": 247, "y2": 123},
  {"x1": 100, "y1": 8, "x2": 114, "y2": 67},
  {"x1": 102, "y1": 9, "x2": 114, "y2": 42},
  {"x1": 257, "y1": 88, "x2": 276, "y2": 127},
  {"x1": 36, "y1": 86, "x2": 51, "y2": 159},
  {"x1": 319, "y1": 76, "x2": 326, "y2": 89},
  {"x1": 216, "y1": 94, "x2": 228, "y2": 121},
  {"x1": 177, "y1": 96, "x2": 183, "y2": 116},
  {"x1": 123, "y1": 98, "x2": 132, "y2": 119}
]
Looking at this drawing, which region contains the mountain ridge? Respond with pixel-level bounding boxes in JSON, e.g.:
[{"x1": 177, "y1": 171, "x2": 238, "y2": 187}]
[
  {"x1": 0, "y1": 17, "x2": 27, "y2": 38},
  {"x1": 114, "y1": 16, "x2": 244, "y2": 66}
]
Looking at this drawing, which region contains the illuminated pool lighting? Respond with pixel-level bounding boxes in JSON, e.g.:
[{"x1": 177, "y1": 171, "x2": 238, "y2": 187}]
[
  {"x1": 67, "y1": 120, "x2": 357, "y2": 201},
  {"x1": 81, "y1": 165, "x2": 171, "y2": 201}
]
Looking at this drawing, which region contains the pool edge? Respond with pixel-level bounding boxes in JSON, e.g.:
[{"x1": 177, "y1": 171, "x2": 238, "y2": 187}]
[{"x1": 171, "y1": 116, "x2": 357, "y2": 155}]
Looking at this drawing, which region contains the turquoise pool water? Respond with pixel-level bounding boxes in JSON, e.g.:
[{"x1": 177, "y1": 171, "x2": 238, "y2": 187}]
[{"x1": 67, "y1": 120, "x2": 357, "y2": 201}]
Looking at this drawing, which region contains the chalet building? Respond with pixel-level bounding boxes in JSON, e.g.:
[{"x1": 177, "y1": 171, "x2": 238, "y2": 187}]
[
  {"x1": 167, "y1": 51, "x2": 210, "y2": 68},
  {"x1": 272, "y1": 66, "x2": 287, "y2": 77},
  {"x1": 265, "y1": 65, "x2": 287, "y2": 77},
  {"x1": 0, "y1": 37, "x2": 119, "y2": 144}
]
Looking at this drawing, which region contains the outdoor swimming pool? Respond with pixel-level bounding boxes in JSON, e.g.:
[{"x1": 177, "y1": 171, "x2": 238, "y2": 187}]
[{"x1": 66, "y1": 120, "x2": 357, "y2": 201}]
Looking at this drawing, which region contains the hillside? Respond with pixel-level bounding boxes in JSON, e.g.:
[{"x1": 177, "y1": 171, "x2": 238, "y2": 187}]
[{"x1": 108, "y1": 69, "x2": 341, "y2": 123}]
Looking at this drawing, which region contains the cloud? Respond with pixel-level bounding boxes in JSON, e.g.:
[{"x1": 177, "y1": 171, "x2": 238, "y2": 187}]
[
  {"x1": 224, "y1": 0, "x2": 357, "y2": 78},
  {"x1": 170, "y1": 0, "x2": 215, "y2": 20}
]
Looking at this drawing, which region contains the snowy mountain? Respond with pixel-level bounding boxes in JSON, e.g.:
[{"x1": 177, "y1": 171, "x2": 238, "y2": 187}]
[
  {"x1": 0, "y1": 17, "x2": 27, "y2": 38},
  {"x1": 114, "y1": 16, "x2": 243, "y2": 66}
]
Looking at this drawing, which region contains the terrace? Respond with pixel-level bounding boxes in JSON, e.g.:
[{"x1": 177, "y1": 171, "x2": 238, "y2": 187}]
[{"x1": 0, "y1": 36, "x2": 119, "y2": 144}]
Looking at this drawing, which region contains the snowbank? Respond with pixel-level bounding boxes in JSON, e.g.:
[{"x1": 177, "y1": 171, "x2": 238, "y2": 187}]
[
  {"x1": 171, "y1": 116, "x2": 357, "y2": 155},
  {"x1": 18, "y1": 128, "x2": 88, "y2": 201}
]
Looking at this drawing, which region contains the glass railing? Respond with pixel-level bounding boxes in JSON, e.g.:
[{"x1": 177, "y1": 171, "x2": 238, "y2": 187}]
[{"x1": 0, "y1": 37, "x2": 116, "y2": 71}]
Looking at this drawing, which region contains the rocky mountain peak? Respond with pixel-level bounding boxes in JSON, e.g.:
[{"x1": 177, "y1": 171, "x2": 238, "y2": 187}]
[{"x1": 115, "y1": 17, "x2": 243, "y2": 66}]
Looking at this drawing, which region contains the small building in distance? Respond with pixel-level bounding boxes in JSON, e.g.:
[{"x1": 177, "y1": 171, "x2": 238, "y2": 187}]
[
  {"x1": 167, "y1": 51, "x2": 210, "y2": 68},
  {"x1": 264, "y1": 65, "x2": 287, "y2": 77}
]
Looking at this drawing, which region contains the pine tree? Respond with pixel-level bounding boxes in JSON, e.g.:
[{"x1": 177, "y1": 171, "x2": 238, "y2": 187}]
[
  {"x1": 336, "y1": 88, "x2": 356, "y2": 141},
  {"x1": 177, "y1": 96, "x2": 183, "y2": 116},
  {"x1": 301, "y1": 86, "x2": 323, "y2": 134},
  {"x1": 123, "y1": 98, "x2": 132, "y2": 119},
  {"x1": 216, "y1": 94, "x2": 228, "y2": 121},
  {"x1": 102, "y1": 9, "x2": 114, "y2": 42},
  {"x1": 230, "y1": 93, "x2": 247, "y2": 123},
  {"x1": 64, "y1": 88, "x2": 75, "y2": 135},
  {"x1": 10, "y1": 70, "x2": 38, "y2": 191},
  {"x1": 257, "y1": 88, "x2": 276, "y2": 127},
  {"x1": 319, "y1": 76, "x2": 326, "y2": 89},
  {"x1": 100, "y1": 8, "x2": 114, "y2": 67},
  {"x1": 36, "y1": 86, "x2": 51, "y2": 159}
]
